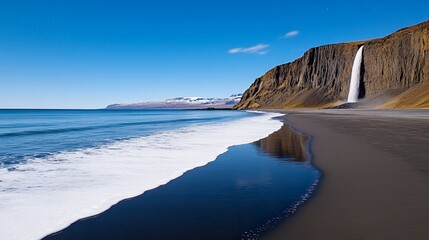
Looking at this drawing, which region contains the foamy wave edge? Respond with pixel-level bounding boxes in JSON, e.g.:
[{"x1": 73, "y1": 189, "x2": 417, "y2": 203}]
[{"x1": 0, "y1": 111, "x2": 283, "y2": 240}]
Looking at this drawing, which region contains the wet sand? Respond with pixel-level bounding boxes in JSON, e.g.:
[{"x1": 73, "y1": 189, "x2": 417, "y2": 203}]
[
  {"x1": 43, "y1": 123, "x2": 318, "y2": 240},
  {"x1": 264, "y1": 110, "x2": 429, "y2": 240}
]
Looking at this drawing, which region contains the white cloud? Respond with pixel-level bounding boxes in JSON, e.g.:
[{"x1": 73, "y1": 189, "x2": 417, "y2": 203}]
[
  {"x1": 284, "y1": 30, "x2": 300, "y2": 38},
  {"x1": 228, "y1": 43, "x2": 269, "y2": 54},
  {"x1": 228, "y1": 48, "x2": 242, "y2": 54}
]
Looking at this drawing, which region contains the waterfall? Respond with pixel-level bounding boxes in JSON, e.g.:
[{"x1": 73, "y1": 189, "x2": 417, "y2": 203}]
[{"x1": 347, "y1": 46, "x2": 364, "y2": 103}]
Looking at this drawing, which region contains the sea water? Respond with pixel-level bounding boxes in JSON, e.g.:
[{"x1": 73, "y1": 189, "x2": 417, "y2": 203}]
[{"x1": 0, "y1": 109, "x2": 283, "y2": 240}]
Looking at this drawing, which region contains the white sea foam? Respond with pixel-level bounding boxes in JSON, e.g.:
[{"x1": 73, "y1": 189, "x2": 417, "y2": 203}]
[{"x1": 0, "y1": 112, "x2": 283, "y2": 240}]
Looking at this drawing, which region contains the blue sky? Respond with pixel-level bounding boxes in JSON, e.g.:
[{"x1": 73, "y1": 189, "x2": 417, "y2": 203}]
[{"x1": 0, "y1": 0, "x2": 427, "y2": 108}]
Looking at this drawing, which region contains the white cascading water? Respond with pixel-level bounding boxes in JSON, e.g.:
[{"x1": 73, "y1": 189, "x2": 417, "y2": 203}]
[{"x1": 347, "y1": 46, "x2": 364, "y2": 102}]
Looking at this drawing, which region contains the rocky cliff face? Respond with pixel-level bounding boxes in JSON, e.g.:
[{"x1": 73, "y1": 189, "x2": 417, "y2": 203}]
[{"x1": 235, "y1": 20, "x2": 429, "y2": 109}]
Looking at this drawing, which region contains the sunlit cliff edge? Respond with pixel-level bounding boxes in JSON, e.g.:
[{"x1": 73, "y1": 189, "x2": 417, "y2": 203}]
[{"x1": 234, "y1": 20, "x2": 429, "y2": 110}]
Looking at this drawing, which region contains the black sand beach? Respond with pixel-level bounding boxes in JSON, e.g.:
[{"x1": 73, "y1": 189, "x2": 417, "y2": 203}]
[
  {"x1": 265, "y1": 110, "x2": 429, "y2": 240},
  {"x1": 42, "y1": 109, "x2": 429, "y2": 240}
]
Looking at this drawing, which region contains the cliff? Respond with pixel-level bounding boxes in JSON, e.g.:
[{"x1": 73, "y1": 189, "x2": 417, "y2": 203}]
[{"x1": 234, "y1": 20, "x2": 429, "y2": 109}]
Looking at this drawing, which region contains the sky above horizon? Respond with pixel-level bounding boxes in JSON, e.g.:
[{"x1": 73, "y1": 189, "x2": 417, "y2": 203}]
[{"x1": 1, "y1": 0, "x2": 428, "y2": 109}]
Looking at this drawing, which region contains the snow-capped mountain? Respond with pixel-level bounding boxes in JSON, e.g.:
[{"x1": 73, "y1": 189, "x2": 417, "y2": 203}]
[{"x1": 106, "y1": 94, "x2": 242, "y2": 109}]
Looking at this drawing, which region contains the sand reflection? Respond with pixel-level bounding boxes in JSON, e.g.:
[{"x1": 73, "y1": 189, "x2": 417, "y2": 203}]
[{"x1": 255, "y1": 123, "x2": 309, "y2": 161}]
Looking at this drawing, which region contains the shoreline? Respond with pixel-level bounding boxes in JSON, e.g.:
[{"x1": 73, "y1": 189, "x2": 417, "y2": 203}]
[
  {"x1": 43, "y1": 118, "x2": 318, "y2": 240},
  {"x1": 264, "y1": 109, "x2": 429, "y2": 240},
  {"x1": 0, "y1": 111, "x2": 283, "y2": 240}
]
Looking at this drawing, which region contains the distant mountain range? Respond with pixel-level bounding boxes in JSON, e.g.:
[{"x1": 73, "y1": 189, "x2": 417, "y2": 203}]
[{"x1": 106, "y1": 94, "x2": 242, "y2": 109}]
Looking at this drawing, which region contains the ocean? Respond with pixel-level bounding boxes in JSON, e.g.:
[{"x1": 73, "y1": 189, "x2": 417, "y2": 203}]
[
  {"x1": 0, "y1": 109, "x2": 293, "y2": 240},
  {"x1": 0, "y1": 109, "x2": 259, "y2": 167}
]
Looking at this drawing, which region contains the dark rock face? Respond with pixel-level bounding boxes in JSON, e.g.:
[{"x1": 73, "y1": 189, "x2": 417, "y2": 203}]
[{"x1": 235, "y1": 21, "x2": 429, "y2": 109}]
